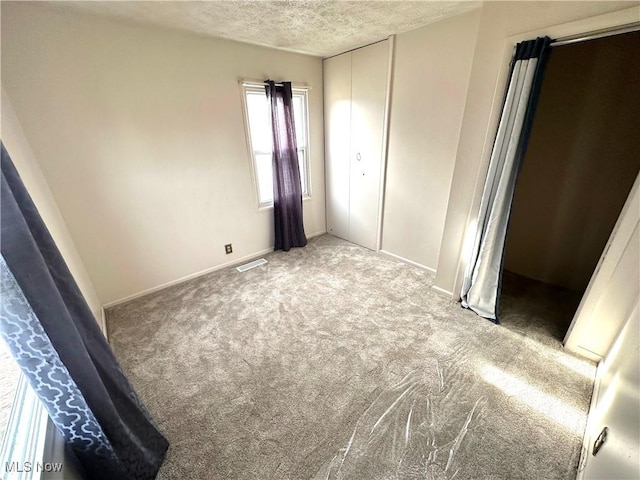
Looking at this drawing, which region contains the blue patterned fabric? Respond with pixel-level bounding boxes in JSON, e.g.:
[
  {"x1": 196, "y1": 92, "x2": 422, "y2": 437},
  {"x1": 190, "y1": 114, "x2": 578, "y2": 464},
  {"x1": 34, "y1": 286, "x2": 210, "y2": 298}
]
[
  {"x1": 0, "y1": 255, "x2": 116, "y2": 459},
  {"x1": 0, "y1": 143, "x2": 168, "y2": 479}
]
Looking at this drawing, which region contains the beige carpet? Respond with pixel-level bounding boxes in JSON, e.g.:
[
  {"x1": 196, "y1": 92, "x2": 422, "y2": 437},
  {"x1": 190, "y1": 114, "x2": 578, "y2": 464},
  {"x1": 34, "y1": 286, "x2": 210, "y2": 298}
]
[
  {"x1": 499, "y1": 269, "x2": 583, "y2": 350},
  {"x1": 106, "y1": 234, "x2": 595, "y2": 479}
]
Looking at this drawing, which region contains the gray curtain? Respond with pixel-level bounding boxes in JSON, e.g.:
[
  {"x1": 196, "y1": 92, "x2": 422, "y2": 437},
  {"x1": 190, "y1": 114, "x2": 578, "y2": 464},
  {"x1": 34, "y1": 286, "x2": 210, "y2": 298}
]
[{"x1": 461, "y1": 37, "x2": 551, "y2": 322}]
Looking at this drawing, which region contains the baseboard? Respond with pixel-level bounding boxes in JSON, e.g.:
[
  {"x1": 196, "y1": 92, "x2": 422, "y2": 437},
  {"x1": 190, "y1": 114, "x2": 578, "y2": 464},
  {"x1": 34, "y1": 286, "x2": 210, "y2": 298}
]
[
  {"x1": 378, "y1": 249, "x2": 436, "y2": 273},
  {"x1": 565, "y1": 344, "x2": 602, "y2": 363},
  {"x1": 100, "y1": 306, "x2": 108, "y2": 340},
  {"x1": 431, "y1": 285, "x2": 454, "y2": 299},
  {"x1": 307, "y1": 230, "x2": 327, "y2": 239},
  {"x1": 102, "y1": 246, "x2": 275, "y2": 309},
  {"x1": 102, "y1": 232, "x2": 328, "y2": 310}
]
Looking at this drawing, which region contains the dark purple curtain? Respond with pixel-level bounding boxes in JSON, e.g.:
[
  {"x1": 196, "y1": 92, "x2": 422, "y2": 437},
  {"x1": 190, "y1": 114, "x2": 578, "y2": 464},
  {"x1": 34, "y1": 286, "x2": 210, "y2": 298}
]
[{"x1": 265, "y1": 80, "x2": 307, "y2": 251}]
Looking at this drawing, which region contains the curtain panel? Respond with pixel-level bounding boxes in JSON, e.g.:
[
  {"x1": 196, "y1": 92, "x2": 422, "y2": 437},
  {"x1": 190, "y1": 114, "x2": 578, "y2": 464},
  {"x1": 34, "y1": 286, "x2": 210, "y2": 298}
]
[
  {"x1": 265, "y1": 80, "x2": 307, "y2": 251},
  {"x1": 461, "y1": 37, "x2": 552, "y2": 322},
  {"x1": 0, "y1": 143, "x2": 168, "y2": 479}
]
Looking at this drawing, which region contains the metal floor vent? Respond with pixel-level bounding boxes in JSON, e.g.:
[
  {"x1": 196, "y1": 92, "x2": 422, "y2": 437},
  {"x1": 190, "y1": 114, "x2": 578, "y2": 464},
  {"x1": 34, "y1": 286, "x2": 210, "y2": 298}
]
[{"x1": 236, "y1": 258, "x2": 268, "y2": 272}]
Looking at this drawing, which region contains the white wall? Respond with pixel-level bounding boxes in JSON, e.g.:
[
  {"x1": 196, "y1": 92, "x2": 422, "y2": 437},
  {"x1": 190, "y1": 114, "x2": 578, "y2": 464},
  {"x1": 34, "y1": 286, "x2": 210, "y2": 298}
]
[
  {"x1": 1, "y1": 3, "x2": 325, "y2": 305},
  {"x1": 580, "y1": 301, "x2": 640, "y2": 479},
  {"x1": 1, "y1": 90, "x2": 102, "y2": 324},
  {"x1": 433, "y1": 1, "x2": 639, "y2": 297},
  {"x1": 381, "y1": 9, "x2": 481, "y2": 270}
]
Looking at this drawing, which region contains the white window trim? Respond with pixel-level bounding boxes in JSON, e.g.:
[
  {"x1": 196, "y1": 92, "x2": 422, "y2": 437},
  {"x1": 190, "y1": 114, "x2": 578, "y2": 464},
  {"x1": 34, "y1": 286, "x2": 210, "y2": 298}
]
[
  {"x1": 0, "y1": 375, "x2": 48, "y2": 480},
  {"x1": 239, "y1": 81, "x2": 312, "y2": 211},
  {"x1": 0, "y1": 373, "x2": 92, "y2": 480},
  {"x1": 295, "y1": 88, "x2": 312, "y2": 201},
  {"x1": 0, "y1": 324, "x2": 102, "y2": 480}
]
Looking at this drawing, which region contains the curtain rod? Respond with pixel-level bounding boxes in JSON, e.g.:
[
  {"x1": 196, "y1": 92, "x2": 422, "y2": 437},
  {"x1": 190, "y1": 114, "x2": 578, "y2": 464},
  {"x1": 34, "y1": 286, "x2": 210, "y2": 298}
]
[
  {"x1": 240, "y1": 79, "x2": 312, "y2": 90},
  {"x1": 551, "y1": 22, "x2": 639, "y2": 48}
]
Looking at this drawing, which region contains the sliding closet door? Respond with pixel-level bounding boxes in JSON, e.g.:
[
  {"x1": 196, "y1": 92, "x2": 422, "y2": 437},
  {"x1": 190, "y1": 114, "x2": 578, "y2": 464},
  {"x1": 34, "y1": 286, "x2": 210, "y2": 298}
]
[
  {"x1": 324, "y1": 53, "x2": 352, "y2": 240},
  {"x1": 349, "y1": 40, "x2": 389, "y2": 250}
]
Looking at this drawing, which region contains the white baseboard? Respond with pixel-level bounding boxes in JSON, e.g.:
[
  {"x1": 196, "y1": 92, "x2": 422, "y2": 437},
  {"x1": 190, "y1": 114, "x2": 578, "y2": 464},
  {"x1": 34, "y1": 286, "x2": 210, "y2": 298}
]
[
  {"x1": 431, "y1": 285, "x2": 454, "y2": 299},
  {"x1": 307, "y1": 230, "x2": 327, "y2": 239},
  {"x1": 102, "y1": 230, "x2": 328, "y2": 310},
  {"x1": 378, "y1": 249, "x2": 436, "y2": 273},
  {"x1": 102, "y1": 246, "x2": 274, "y2": 309},
  {"x1": 100, "y1": 306, "x2": 108, "y2": 340}
]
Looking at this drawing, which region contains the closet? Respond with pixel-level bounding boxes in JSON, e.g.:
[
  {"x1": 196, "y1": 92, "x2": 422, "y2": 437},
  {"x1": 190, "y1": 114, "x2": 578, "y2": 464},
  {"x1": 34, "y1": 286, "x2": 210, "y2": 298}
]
[
  {"x1": 501, "y1": 30, "x2": 640, "y2": 355},
  {"x1": 324, "y1": 39, "x2": 391, "y2": 251}
]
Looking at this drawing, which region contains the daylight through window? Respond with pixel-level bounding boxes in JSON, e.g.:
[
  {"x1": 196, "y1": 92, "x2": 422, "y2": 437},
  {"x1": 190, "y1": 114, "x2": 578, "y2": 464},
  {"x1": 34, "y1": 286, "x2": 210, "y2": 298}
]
[{"x1": 242, "y1": 84, "x2": 310, "y2": 206}]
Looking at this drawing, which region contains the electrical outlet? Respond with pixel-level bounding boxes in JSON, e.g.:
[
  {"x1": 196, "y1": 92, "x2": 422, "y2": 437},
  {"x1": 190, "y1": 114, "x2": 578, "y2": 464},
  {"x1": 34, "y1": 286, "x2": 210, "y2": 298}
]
[{"x1": 225, "y1": 244, "x2": 233, "y2": 254}]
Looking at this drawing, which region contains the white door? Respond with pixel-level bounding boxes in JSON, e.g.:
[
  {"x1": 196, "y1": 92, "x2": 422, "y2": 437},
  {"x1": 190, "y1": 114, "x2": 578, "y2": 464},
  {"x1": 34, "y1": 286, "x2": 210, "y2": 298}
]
[
  {"x1": 349, "y1": 40, "x2": 389, "y2": 250},
  {"x1": 580, "y1": 301, "x2": 640, "y2": 479},
  {"x1": 324, "y1": 52, "x2": 352, "y2": 240},
  {"x1": 565, "y1": 173, "x2": 640, "y2": 360}
]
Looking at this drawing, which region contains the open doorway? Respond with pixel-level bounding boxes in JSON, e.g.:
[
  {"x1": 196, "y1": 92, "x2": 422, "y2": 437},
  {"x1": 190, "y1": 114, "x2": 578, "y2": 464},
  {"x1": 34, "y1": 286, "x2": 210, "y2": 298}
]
[{"x1": 498, "y1": 30, "x2": 640, "y2": 346}]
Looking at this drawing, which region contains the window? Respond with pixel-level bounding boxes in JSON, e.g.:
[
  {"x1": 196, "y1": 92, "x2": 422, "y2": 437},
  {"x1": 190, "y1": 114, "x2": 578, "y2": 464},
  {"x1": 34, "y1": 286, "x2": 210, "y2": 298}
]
[
  {"x1": 0, "y1": 339, "x2": 22, "y2": 444},
  {"x1": 0, "y1": 342, "x2": 50, "y2": 480},
  {"x1": 241, "y1": 83, "x2": 310, "y2": 207}
]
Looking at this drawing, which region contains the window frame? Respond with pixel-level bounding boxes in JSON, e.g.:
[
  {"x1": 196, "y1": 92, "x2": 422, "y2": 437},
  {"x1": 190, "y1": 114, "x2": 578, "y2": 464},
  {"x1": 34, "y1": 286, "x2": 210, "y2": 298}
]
[
  {"x1": 0, "y1": 374, "x2": 48, "y2": 480},
  {"x1": 1, "y1": 369, "x2": 96, "y2": 480},
  {"x1": 240, "y1": 82, "x2": 311, "y2": 210}
]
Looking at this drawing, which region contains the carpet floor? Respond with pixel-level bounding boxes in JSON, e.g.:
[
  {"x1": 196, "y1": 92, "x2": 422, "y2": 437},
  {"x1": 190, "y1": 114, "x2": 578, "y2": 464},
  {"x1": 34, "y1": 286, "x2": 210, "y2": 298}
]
[
  {"x1": 499, "y1": 270, "x2": 584, "y2": 350},
  {"x1": 106, "y1": 235, "x2": 596, "y2": 480}
]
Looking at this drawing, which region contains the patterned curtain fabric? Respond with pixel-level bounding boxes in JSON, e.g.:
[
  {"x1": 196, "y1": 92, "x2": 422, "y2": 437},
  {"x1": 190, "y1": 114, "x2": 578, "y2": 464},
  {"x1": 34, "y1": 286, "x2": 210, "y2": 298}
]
[
  {"x1": 265, "y1": 80, "x2": 307, "y2": 251},
  {"x1": 460, "y1": 37, "x2": 552, "y2": 322},
  {"x1": 0, "y1": 144, "x2": 168, "y2": 479}
]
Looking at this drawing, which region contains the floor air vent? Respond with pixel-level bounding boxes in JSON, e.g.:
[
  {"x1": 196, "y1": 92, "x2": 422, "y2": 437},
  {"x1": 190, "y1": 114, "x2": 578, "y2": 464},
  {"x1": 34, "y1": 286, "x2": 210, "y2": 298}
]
[{"x1": 236, "y1": 258, "x2": 268, "y2": 272}]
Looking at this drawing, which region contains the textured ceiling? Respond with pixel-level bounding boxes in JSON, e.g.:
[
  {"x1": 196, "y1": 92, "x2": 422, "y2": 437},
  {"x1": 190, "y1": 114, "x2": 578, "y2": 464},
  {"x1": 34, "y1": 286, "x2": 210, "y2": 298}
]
[{"x1": 50, "y1": 1, "x2": 482, "y2": 57}]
